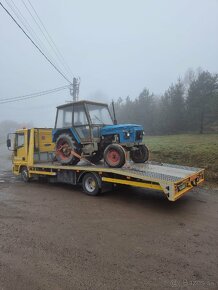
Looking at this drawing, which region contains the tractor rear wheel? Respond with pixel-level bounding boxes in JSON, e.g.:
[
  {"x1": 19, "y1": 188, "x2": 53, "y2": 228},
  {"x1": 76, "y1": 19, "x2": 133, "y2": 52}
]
[
  {"x1": 130, "y1": 145, "x2": 149, "y2": 163},
  {"x1": 104, "y1": 144, "x2": 126, "y2": 168},
  {"x1": 55, "y1": 134, "x2": 80, "y2": 165}
]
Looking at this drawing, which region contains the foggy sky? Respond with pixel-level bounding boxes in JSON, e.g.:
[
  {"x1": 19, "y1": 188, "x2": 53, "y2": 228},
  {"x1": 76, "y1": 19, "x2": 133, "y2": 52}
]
[{"x1": 0, "y1": 0, "x2": 218, "y2": 127}]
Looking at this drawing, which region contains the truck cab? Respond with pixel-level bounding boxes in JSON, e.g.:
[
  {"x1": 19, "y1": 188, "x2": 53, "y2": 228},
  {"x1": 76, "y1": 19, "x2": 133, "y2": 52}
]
[
  {"x1": 7, "y1": 128, "x2": 54, "y2": 177},
  {"x1": 53, "y1": 100, "x2": 114, "y2": 144}
]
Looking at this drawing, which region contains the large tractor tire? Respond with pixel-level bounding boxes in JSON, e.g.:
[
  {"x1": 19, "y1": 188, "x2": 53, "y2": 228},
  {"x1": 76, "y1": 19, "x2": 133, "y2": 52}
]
[
  {"x1": 104, "y1": 144, "x2": 126, "y2": 168},
  {"x1": 55, "y1": 134, "x2": 80, "y2": 165},
  {"x1": 130, "y1": 144, "x2": 149, "y2": 163}
]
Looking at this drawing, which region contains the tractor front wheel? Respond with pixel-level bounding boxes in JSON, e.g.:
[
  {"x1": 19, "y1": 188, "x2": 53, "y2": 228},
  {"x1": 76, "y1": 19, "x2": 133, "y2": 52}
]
[
  {"x1": 104, "y1": 144, "x2": 126, "y2": 168},
  {"x1": 55, "y1": 134, "x2": 80, "y2": 165},
  {"x1": 130, "y1": 145, "x2": 149, "y2": 163}
]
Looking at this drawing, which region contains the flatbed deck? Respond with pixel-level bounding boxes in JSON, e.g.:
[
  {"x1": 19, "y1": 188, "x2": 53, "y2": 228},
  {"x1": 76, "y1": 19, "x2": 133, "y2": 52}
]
[{"x1": 29, "y1": 161, "x2": 204, "y2": 201}]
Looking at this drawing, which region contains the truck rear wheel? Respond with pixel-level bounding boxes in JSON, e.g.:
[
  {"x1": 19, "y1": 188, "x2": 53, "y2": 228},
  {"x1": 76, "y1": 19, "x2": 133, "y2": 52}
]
[
  {"x1": 55, "y1": 134, "x2": 80, "y2": 165},
  {"x1": 104, "y1": 144, "x2": 126, "y2": 168},
  {"x1": 130, "y1": 145, "x2": 149, "y2": 163},
  {"x1": 82, "y1": 173, "x2": 101, "y2": 196}
]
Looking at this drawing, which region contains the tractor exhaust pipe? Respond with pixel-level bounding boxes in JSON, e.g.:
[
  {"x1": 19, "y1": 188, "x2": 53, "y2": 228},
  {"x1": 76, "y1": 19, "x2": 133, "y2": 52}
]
[{"x1": 112, "y1": 100, "x2": 117, "y2": 125}]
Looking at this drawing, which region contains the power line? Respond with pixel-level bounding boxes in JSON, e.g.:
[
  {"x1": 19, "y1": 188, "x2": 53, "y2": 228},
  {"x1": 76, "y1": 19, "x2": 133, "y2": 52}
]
[
  {"x1": 0, "y1": 88, "x2": 67, "y2": 104},
  {"x1": 5, "y1": 0, "x2": 66, "y2": 78},
  {"x1": 27, "y1": 0, "x2": 74, "y2": 79},
  {"x1": 0, "y1": 84, "x2": 68, "y2": 101},
  {"x1": 24, "y1": 0, "x2": 74, "y2": 80},
  {"x1": 5, "y1": 0, "x2": 52, "y2": 64},
  {"x1": 20, "y1": 0, "x2": 73, "y2": 80},
  {"x1": 0, "y1": 85, "x2": 69, "y2": 104},
  {"x1": 0, "y1": 1, "x2": 72, "y2": 84}
]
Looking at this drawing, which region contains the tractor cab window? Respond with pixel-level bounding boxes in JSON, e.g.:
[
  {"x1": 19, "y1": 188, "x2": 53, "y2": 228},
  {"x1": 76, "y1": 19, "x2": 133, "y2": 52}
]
[
  {"x1": 73, "y1": 104, "x2": 88, "y2": 126},
  {"x1": 73, "y1": 104, "x2": 90, "y2": 140},
  {"x1": 56, "y1": 105, "x2": 73, "y2": 128},
  {"x1": 87, "y1": 104, "x2": 113, "y2": 125}
]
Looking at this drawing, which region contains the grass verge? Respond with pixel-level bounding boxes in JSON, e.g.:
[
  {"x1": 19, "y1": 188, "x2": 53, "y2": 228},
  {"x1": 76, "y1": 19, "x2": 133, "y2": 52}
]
[{"x1": 144, "y1": 134, "x2": 218, "y2": 183}]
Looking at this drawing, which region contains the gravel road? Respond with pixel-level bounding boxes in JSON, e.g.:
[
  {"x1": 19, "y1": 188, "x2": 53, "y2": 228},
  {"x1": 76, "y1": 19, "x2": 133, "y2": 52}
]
[{"x1": 0, "y1": 165, "x2": 217, "y2": 290}]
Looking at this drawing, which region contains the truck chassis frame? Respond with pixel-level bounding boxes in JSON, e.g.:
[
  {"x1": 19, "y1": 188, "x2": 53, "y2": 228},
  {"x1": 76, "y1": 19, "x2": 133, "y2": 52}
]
[{"x1": 11, "y1": 128, "x2": 204, "y2": 202}]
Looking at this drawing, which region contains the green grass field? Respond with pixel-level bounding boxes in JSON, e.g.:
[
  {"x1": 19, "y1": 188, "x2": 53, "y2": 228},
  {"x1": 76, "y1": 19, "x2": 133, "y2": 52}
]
[{"x1": 144, "y1": 134, "x2": 218, "y2": 182}]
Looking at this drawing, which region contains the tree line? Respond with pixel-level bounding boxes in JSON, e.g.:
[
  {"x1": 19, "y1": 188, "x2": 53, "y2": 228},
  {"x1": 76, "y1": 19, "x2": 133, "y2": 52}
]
[{"x1": 113, "y1": 69, "x2": 218, "y2": 135}]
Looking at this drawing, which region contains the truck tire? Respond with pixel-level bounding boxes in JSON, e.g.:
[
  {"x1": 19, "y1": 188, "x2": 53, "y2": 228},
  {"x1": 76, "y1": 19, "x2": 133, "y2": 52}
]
[
  {"x1": 104, "y1": 144, "x2": 126, "y2": 168},
  {"x1": 82, "y1": 173, "x2": 101, "y2": 196},
  {"x1": 55, "y1": 134, "x2": 80, "y2": 165},
  {"x1": 130, "y1": 145, "x2": 149, "y2": 163},
  {"x1": 21, "y1": 167, "x2": 30, "y2": 182}
]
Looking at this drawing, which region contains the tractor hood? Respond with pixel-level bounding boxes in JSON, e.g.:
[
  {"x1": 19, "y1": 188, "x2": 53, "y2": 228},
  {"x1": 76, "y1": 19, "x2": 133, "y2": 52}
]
[{"x1": 101, "y1": 124, "x2": 144, "y2": 136}]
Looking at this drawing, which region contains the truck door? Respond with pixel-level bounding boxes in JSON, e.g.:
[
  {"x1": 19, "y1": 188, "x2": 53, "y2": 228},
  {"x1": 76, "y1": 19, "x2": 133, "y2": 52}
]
[{"x1": 13, "y1": 131, "x2": 27, "y2": 163}]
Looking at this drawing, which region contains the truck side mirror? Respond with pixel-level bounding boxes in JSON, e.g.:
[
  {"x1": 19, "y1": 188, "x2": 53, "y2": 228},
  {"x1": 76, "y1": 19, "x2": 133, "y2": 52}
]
[{"x1": 7, "y1": 139, "x2": 11, "y2": 148}]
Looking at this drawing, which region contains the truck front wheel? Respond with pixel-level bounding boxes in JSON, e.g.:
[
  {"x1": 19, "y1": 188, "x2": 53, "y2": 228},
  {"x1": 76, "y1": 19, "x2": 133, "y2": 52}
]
[
  {"x1": 21, "y1": 167, "x2": 30, "y2": 182},
  {"x1": 130, "y1": 145, "x2": 149, "y2": 163},
  {"x1": 104, "y1": 144, "x2": 126, "y2": 168}
]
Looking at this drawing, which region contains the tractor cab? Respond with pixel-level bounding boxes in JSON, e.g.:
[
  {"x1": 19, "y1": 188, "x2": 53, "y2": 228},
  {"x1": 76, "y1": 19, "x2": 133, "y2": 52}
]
[{"x1": 54, "y1": 100, "x2": 113, "y2": 142}]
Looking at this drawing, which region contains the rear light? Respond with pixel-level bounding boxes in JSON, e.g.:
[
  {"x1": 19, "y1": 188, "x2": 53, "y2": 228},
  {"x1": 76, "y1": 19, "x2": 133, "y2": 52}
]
[{"x1": 191, "y1": 177, "x2": 199, "y2": 186}]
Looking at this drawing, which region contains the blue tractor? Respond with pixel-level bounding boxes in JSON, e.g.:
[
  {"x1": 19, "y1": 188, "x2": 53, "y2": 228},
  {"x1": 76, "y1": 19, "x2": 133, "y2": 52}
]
[{"x1": 53, "y1": 100, "x2": 149, "y2": 168}]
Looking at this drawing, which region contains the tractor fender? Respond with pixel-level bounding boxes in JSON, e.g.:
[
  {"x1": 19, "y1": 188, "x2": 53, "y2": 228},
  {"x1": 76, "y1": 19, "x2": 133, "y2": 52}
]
[{"x1": 52, "y1": 128, "x2": 81, "y2": 144}]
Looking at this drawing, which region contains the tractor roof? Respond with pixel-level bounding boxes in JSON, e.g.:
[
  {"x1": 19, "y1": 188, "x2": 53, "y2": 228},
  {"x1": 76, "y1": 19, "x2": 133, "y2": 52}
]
[{"x1": 57, "y1": 100, "x2": 108, "y2": 109}]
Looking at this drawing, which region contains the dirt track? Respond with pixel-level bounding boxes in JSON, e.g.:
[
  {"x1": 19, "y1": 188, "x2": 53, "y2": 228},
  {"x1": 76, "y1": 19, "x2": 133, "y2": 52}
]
[{"x1": 0, "y1": 167, "x2": 217, "y2": 290}]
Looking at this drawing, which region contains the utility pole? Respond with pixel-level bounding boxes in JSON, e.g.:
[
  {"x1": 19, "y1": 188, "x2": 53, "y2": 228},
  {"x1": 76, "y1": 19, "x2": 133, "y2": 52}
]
[{"x1": 70, "y1": 77, "x2": 80, "y2": 102}]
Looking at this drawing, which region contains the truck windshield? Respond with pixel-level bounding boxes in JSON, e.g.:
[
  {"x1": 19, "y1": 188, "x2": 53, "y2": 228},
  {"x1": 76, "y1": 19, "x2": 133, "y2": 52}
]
[{"x1": 87, "y1": 104, "x2": 113, "y2": 125}]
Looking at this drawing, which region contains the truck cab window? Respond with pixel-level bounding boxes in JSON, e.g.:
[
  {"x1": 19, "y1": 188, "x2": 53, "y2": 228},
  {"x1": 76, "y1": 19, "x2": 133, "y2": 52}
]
[{"x1": 16, "y1": 133, "x2": 24, "y2": 148}]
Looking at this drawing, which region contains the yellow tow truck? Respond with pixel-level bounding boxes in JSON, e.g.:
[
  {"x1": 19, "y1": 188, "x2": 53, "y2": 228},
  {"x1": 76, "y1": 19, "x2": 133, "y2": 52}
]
[{"x1": 7, "y1": 128, "x2": 204, "y2": 201}]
